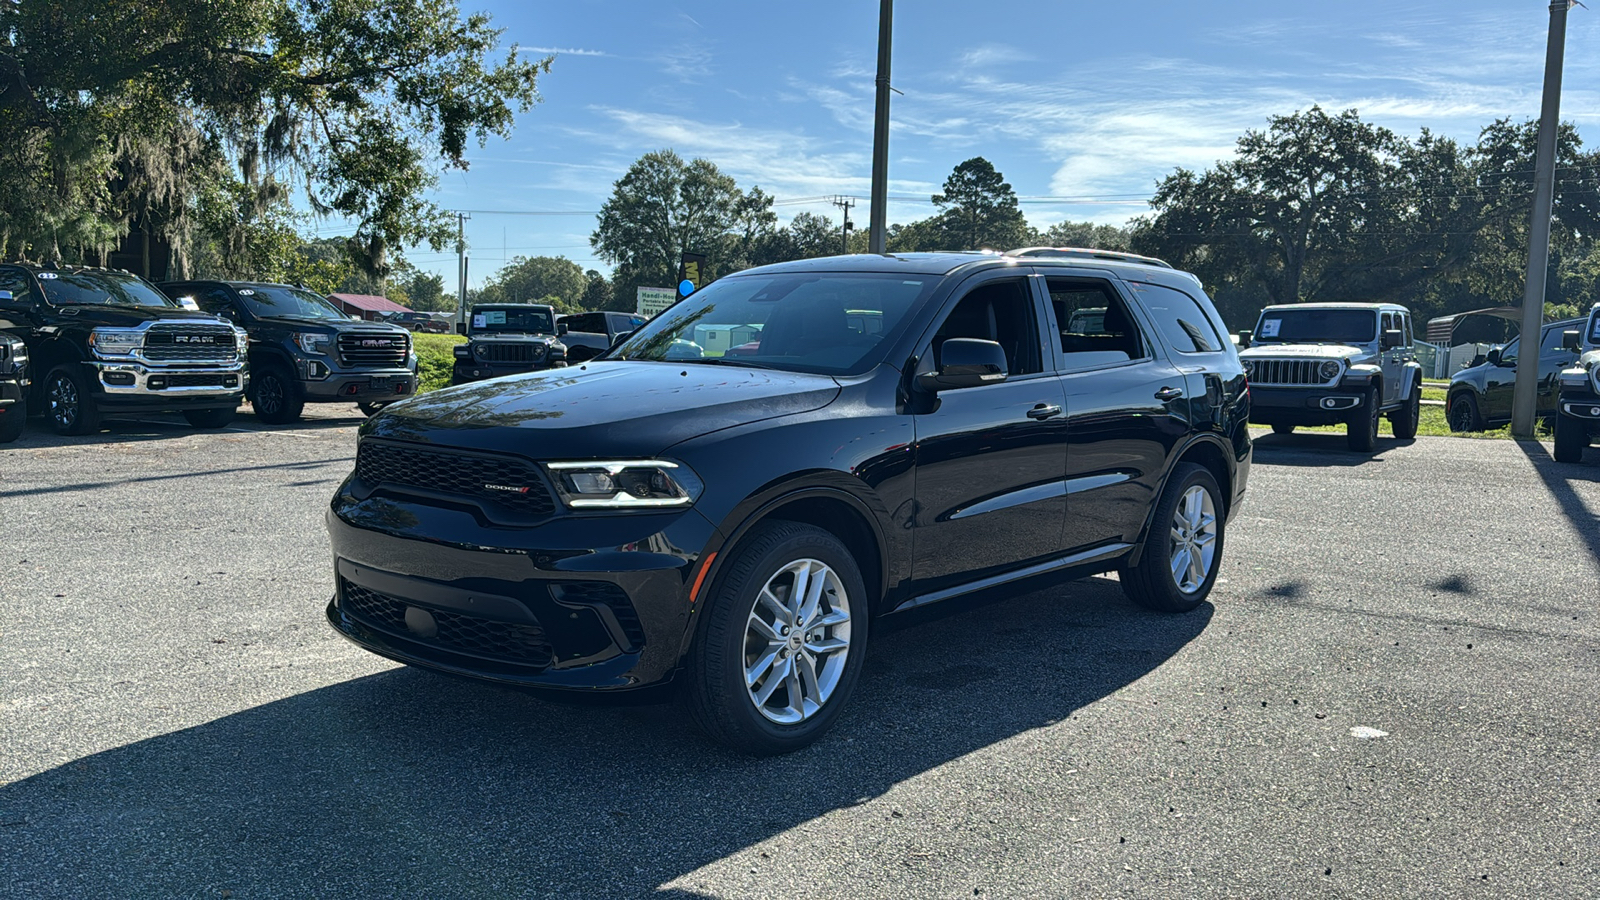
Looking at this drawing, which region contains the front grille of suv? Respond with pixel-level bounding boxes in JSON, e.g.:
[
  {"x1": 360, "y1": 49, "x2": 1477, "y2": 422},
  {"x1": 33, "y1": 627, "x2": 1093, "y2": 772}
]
[
  {"x1": 477, "y1": 342, "x2": 546, "y2": 364},
  {"x1": 340, "y1": 580, "x2": 554, "y2": 668},
  {"x1": 355, "y1": 440, "x2": 557, "y2": 519},
  {"x1": 1248, "y1": 358, "x2": 1336, "y2": 387},
  {"x1": 143, "y1": 324, "x2": 239, "y2": 361},
  {"x1": 338, "y1": 332, "x2": 410, "y2": 368}
]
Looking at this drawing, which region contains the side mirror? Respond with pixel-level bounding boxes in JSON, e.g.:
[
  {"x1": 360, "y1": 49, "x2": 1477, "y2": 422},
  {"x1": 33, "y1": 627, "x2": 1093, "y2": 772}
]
[
  {"x1": 1486, "y1": 347, "x2": 1503, "y2": 367},
  {"x1": 557, "y1": 322, "x2": 569, "y2": 335},
  {"x1": 1381, "y1": 329, "x2": 1403, "y2": 350},
  {"x1": 917, "y1": 338, "x2": 1008, "y2": 392},
  {"x1": 609, "y1": 330, "x2": 633, "y2": 349},
  {"x1": 1236, "y1": 330, "x2": 1252, "y2": 349},
  {"x1": 1563, "y1": 329, "x2": 1581, "y2": 352},
  {"x1": 455, "y1": 323, "x2": 467, "y2": 336}
]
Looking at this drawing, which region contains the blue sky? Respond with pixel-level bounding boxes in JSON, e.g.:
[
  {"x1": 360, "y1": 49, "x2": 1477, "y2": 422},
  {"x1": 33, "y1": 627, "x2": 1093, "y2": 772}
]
[{"x1": 374, "y1": 1, "x2": 1600, "y2": 289}]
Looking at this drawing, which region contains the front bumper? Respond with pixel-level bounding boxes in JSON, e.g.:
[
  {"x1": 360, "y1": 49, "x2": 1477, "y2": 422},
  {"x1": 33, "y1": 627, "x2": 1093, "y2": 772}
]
[
  {"x1": 1248, "y1": 385, "x2": 1367, "y2": 426},
  {"x1": 324, "y1": 498, "x2": 720, "y2": 692},
  {"x1": 1560, "y1": 388, "x2": 1600, "y2": 429},
  {"x1": 300, "y1": 364, "x2": 416, "y2": 402},
  {"x1": 0, "y1": 376, "x2": 25, "y2": 409},
  {"x1": 89, "y1": 360, "x2": 246, "y2": 408},
  {"x1": 452, "y1": 361, "x2": 553, "y2": 384}
]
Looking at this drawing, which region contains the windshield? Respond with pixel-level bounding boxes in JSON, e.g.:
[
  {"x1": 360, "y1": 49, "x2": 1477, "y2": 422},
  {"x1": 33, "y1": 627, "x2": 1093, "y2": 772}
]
[
  {"x1": 1254, "y1": 308, "x2": 1376, "y2": 344},
  {"x1": 472, "y1": 306, "x2": 554, "y2": 335},
  {"x1": 611, "y1": 272, "x2": 938, "y2": 375},
  {"x1": 239, "y1": 285, "x2": 347, "y2": 320},
  {"x1": 40, "y1": 271, "x2": 176, "y2": 308}
]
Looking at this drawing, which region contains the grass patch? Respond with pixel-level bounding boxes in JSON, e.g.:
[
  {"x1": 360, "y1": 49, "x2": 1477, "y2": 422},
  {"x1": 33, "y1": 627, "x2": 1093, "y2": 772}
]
[
  {"x1": 412, "y1": 332, "x2": 465, "y2": 393},
  {"x1": 1253, "y1": 404, "x2": 1553, "y2": 440},
  {"x1": 1421, "y1": 386, "x2": 1447, "y2": 403}
]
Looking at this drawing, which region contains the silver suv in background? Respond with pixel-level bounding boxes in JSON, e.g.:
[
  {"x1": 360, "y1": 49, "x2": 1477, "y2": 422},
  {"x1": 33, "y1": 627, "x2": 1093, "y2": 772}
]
[{"x1": 1238, "y1": 302, "x2": 1423, "y2": 452}]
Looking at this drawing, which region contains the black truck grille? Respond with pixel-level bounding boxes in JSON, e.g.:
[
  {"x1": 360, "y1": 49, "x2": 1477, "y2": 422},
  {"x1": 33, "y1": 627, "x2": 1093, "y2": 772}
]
[
  {"x1": 341, "y1": 580, "x2": 553, "y2": 667},
  {"x1": 143, "y1": 324, "x2": 239, "y2": 361},
  {"x1": 338, "y1": 332, "x2": 410, "y2": 368},
  {"x1": 161, "y1": 373, "x2": 231, "y2": 388},
  {"x1": 476, "y1": 342, "x2": 545, "y2": 363},
  {"x1": 355, "y1": 440, "x2": 557, "y2": 518}
]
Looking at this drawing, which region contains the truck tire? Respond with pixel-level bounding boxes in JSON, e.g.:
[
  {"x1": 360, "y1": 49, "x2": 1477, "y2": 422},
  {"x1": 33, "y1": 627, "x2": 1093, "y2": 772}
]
[
  {"x1": 1270, "y1": 423, "x2": 1295, "y2": 435},
  {"x1": 250, "y1": 365, "x2": 304, "y2": 424},
  {"x1": 44, "y1": 365, "x2": 102, "y2": 436},
  {"x1": 183, "y1": 407, "x2": 236, "y2": 429},
  {"x1": 1390, "y1": 379, "x2": 1421, "y2": 440},
  {"x1": 0, "y1": 396, "x2": 24, "y2": 443},
  {"x1": 357, "y1": 402, "x2": 391, "y2": 417},
  {"x1": 1346, "y1": 387, "x2": 1380, "y2": 452},
  {"x1": 1554, "y1": 412, "x2": 1588, "y2": 463}
]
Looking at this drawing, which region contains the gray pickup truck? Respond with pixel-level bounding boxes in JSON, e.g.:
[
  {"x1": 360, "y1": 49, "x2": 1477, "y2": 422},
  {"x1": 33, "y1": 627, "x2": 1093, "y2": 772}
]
[
  {"x1": 556, "y1": 311, "x2": 647, "y2": 363},
  {"x1": 1555, "y1": 302, "x2": 1600, "y2": 463}
]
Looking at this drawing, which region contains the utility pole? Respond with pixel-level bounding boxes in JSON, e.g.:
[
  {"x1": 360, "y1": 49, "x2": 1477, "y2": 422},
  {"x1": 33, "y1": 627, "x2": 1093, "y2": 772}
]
[
  {"x1": 455, "y1": 211, "x2": 470, "y2": 329},
  {"x1": 831, "y1": 196, "x2": 857, "y2": 254},
  {"x1": 1512, "y1": 0, "x2": 1578, "y2": 438},
  {"x1": 867, "y1": 0, "x2": 893, "y2": 254}
]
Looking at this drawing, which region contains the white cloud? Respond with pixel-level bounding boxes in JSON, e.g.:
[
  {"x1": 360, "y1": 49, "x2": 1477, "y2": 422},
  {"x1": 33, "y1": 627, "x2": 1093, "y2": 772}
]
[{"x1": 524, "y1": 46, "x2": 607, "y2": 57}]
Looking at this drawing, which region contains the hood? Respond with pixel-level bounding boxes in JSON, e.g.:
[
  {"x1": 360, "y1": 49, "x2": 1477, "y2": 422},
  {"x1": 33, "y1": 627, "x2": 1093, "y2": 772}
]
[
  {"x1": 1240, "y1": 343, "x2": 1365, "y2": 360},
  {"x1": 469, "y1": 331, "x2": 557, "y2": 342},
  {"x1": 48, "y1": 305, "x2": 229, "y2": 329},
  {"x1": 258, "y1": 315, "x2": 407, "y2": 335},
  {"x1": 365, "y1": 361, "x2": 841, "y2": 458}
]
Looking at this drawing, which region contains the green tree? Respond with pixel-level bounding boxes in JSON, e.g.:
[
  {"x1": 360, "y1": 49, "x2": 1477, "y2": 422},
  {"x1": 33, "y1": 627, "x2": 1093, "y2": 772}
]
[
  {"x1": 1037, "y1": 220, "x2": 1132, "y2": 251},
  {"x1": 931, "y1": 157, "x2": 1030, "y2": 250},
  {"x1": 479, "y1": 255, "x2": 589, "y2": 311},
  {"x1": 580, "y1": 269, "x2": 612, "y2": 311}
]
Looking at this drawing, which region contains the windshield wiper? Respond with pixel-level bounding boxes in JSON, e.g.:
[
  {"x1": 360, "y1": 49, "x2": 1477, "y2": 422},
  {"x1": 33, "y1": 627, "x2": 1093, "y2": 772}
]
[{"x1": 685, "y1": 357, "x2": 779, "y2": 370}]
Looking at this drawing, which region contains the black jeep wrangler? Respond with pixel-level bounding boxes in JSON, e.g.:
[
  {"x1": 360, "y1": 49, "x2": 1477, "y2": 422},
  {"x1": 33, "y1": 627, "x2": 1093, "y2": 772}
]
[
  {"x1": 451, "y1": 303, "x2": 567, "y2": 385},
  {"x1": 0, "y1": 264, "x2": 246, "y2": 435},
  {"x1": 0, "y1": 332, "x2": 27, "y2": 443},
  {"x1": 161, "y1": 281, "x2": 416, "y2": 423}
]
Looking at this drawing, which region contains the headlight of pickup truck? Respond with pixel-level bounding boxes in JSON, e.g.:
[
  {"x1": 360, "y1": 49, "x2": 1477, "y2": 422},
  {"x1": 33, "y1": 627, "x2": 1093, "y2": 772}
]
[
  {"x1": 545, "y1": 460, "x2": 703, "y2": 509},
  {"x1": 87, "y1": 328, "x2": 143, "y2": 357},
  {"x1": 294, "y1": 332, "x2": 330, "y2": 355},
  {"x1": 233, "y1": 327, "x2": 249, "y2": 352}
]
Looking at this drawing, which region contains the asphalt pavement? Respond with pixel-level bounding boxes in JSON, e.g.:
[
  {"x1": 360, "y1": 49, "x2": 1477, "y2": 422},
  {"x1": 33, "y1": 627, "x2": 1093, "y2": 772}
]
[{"x1": 2, "y1": 409, "x2": 1598, "y2": 899}]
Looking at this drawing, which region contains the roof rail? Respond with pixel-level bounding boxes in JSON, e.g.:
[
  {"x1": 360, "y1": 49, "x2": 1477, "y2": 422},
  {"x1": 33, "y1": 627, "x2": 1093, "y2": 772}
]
[{"x1": 1005, "y1": 247, "x2": 1174, "y2": 269}]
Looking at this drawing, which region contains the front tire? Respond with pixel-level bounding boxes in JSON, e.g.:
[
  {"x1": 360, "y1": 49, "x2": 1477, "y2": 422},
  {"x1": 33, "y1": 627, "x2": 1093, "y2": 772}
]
[
  {"x1": 44, "y1": 365, "x2": 101, "y2": 436},
  {"x1": 183, "y1": 407, "x2": 236, "y2": 429},
  {"x1": 1270, "y1": 423, "x2": 1295, "y2": 435},
  {"x1": 250, "y1": 366, "x2": 304, "y2": 424},
  {"x1": 685, "y1": 522, "x2": 868, "y2": 756},
  {"x1": 1554, "y1": 412, "x2": 1588, "y2": 463},
  {"x1": 1347, "y1": 387, "x2": 1380, "y2": 452},
  {"x1": 1448, "y1": 393, "x2": 1483, "y2": 432},
  {"x1": 1121, "y1": 463, "x2": 1224, "y2": 613},
  {"x1": 0, "y1": 397, "x2": 24, "y2": 443},
  {"x1": 1390, "y1": 380, "x2": 1421, "y2": 440}
]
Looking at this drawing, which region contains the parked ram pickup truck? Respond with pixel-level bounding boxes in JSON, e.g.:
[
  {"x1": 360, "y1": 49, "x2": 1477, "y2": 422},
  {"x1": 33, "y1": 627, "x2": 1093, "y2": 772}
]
[
  {"x1": 0, "y1": 264, "x2": 246, "y2": 435},
  {"x1": 1555, "y1": 302, "x2": 1600, "y2": 463},
  {"x1": 1238, "y1": 302, "x2": 1423, "y2": 452},
  {"x1": 556, "y1": 311, "x2": 647, "y2": 363},
  {"x1": 0, "y1": 332, "x2": 27, "y2": 443},
  {"x1": 452, "y1": 303, "x2": 568, "y2": 385},
  {"x1": 161, "y1": 280, "x2": 417, "y2": 423}
]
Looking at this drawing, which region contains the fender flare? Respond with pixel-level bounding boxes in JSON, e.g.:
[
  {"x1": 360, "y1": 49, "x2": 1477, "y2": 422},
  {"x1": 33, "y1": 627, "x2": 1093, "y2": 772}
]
[{"x1": 1125, "y1": 432, "x2": 1238, "y2": 569}]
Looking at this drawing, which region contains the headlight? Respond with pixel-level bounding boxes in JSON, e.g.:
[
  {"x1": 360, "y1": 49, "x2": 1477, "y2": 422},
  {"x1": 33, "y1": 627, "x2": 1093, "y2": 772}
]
[
  {"x1": 545, "y1": 460, "x2": 703, "y2": 509},
  {"x1": 1319, "y1": 360, "x2": 1343, "y2": 381},
  {"x1": 88, "y1": 328, "x2": 143, "y2": 356},
  {"x1": 1241, "y1": 360, "x2": 1256, "y2": 378},
  {"x1": 233, "y1": 327, "x2": 249, "y2": 352},
  {"x1": 294, "y1": 332, "x2": 330, "y2": 355}
]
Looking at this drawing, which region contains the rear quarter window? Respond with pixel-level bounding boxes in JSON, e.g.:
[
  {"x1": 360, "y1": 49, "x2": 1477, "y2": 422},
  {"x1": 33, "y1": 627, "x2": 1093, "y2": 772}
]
[{"x1": 1130, "y1": 282, "x2": 1225, "y2": 353}]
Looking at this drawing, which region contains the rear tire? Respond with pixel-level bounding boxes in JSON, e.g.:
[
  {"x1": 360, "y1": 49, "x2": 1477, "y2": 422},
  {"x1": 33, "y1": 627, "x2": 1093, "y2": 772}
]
[
  {"x1": 1448, "y1": 393, "x2": 1482, "y2": 432},
  {"x1": 1554, "y1": 412, "x2": 1588, "y2": 463},
  {"x1": 44, "y1": 365, "x2": 101, "y2": 436},
  {"x1": 1270, "y1": 423, "x2": 1295, "y2": 435},
  {"x1": 1390, "y1": 380, "x2": 1421, "y2": 440},
  {"x1": 357, "y1": 401, "x2": 390, "y2": 417},
  {"x1": 685, "y1": 522, "x2": 868, "y2": 756},
  {"x1": 183, "y1": 407, "x2": 236, "y2": 429},
  {"x1": 1120, "y1": 463, "x2": 1225, "y2": 614},
  {"x1": 250, "y1": 366, "x2": 304, "y2": 424},
  {"x1": 1347, "y1": 388, "x2": 1380, "y2": 452},
  {"x1": 0, "y1": 397, "x2": 24, "y2": 443}
]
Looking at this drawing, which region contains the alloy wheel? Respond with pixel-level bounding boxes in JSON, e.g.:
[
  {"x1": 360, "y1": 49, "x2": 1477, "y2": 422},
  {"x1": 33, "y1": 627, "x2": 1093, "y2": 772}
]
[
  {"x1": 48, "y1": 373, "x2": 78, "y2": 430},
  {"x1": 1168, "y1": 485, "x2": 1218, "y2": 594},
  {"x1": 743, "y1": 558, "x2": 852, "y2": 725},
  {"x1": 256, "y1": 373, "x2": 284, "y2": 415}
]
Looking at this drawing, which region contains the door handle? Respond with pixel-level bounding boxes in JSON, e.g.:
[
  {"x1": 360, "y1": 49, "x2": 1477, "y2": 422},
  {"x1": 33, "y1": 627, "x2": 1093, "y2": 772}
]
[
  {"x1": 1154, "y1": 386, "x2": 1184, "y2": 401},
  {"x1": 1026, "y1": 403, "x2": 1062, "y2": 420}
]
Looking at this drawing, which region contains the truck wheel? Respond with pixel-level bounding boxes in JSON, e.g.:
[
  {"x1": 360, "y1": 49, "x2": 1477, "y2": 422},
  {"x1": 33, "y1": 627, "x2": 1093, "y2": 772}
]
[
  {"x1": 250, "y1": 366, "x2": 304, "y2": 424},
  {"x1": 1347, "y1": 388, "x2": 1380, "y2": 452},
  {"x1": 1447, "y1": 393, "x2": 1482, "y2": 432},
  {"x1": 44, "y1": 365, "x2": 101, "y2": 436},
  {"x1": 1390, "y1": 380, "x2": 1421, "y2": 440},
  {"x1": 1270, "y1": 423, "x2": 1295, "y2": 435},
  {"x1": 684, "y1": 521, "x2": 868, "y2": 756},
  {"x1": 183, "y1": 408, "x2": 236, "y2": 429},
  {"x1": 1120, "y1": 463, "x2": 1225, "y2": 613},
  {"x1": 357, "y1": 402, "x2": 390, "y2": 417},
  {"x1": 1554, "y1": 412, "x2": 1588, "y2": 463},
  {"x1": 0, "y1": 397, "x2": 24, "y2": 443}
]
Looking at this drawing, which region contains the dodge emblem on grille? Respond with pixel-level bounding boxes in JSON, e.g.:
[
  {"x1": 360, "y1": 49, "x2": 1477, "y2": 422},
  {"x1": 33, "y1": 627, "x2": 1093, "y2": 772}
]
[{"x1": 484, "y1": 483, "x2": 531, "y2": 493}]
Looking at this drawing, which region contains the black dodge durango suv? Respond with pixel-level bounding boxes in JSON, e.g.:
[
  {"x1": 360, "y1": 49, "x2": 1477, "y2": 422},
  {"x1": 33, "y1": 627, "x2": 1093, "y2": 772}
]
[{"x1": 326, "y1": 253, "x2": 1251, "y2": 754}]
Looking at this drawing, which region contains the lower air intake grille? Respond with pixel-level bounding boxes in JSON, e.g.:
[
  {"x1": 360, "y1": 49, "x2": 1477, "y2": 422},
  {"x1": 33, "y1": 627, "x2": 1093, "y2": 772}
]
[{"x1": 341, "y1": 580, "x2": 553, "y2": 668}]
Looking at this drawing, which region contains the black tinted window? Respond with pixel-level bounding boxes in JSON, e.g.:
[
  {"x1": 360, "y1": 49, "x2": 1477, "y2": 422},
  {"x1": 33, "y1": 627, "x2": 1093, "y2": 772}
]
[
  {"x1": 1254, "y1": 308, "x2": 1375, "y2": 344},
  {"x1": 1047, "y1": 278, "x2": 1146, "y2": 367},
  {"x1": 0, "y1": 270, "x2": 33, "y2": 302},
  {"x1": 931, "y1": 280, "x2": 1041, "y2": 376},
  {"x1": 1542, "y1": 325, "x2": 1573, "y2": 353},
  {"x1": 472, "y1": 306, "x2": 554, "y2": 334},
  {"x1": 40, "y1": 271, "x2": 175, "y2": 308},
  {"x1": 1134, "y1": 282, "x2": 1223, "y2": 353}
]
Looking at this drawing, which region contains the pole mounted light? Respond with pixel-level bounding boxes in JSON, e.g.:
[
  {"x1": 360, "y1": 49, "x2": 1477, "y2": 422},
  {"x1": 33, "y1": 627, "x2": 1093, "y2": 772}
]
[{"x1": 1512, "y1": 1, "x2": 1579, "y2": 437}]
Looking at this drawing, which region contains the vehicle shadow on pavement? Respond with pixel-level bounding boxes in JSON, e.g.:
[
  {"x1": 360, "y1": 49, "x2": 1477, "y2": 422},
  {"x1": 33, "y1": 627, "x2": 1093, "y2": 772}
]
[
  {"x1": 0, "y1": 577, "x2": 1209, "y2": 898},
  {"x1": 1515, "y1": 439, "x2": 1600, "y2": 573},
  {"x1": 4, "y1": 412, "x2": 362, "y2": 449},
  {"x1": 0, "y1": 457, "x2": 353, "y2": 500},
  {"x1": 1248, "y1": 432, "x2": 1396, "y2": 466}
]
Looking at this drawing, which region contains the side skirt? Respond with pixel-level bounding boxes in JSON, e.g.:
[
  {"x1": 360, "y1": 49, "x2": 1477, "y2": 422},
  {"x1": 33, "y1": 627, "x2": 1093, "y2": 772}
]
[{"x1": 889, "y1": 542, "x2": 1133, "y2": 614}]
